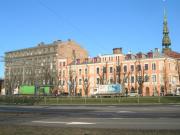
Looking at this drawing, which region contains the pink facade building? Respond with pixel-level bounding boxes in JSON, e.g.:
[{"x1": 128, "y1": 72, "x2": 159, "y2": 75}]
[
  {"x1": 57, "y1": 10, "x2": 180, "y2": 96},
  {"x1": 58, "y1": 48, "x2": 180, "y2": 96}
]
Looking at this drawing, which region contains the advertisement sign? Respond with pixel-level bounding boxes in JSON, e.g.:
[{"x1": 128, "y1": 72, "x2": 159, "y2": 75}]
[{"x1": 95, "y1": 84, "x2": 121, "y2": 94}]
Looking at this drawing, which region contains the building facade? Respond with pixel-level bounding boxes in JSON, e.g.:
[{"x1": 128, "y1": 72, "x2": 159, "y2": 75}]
[
  {"x1": 58, "y1": 48, "x2": 180, "y2": 96},
  {"x1": 57, "y1": 10, "x2": 180, "y2": 96},
  {"x1": 4, "y1": 9, "x2": 180, "y2": 96},
  {"x1": 4, "y1": 39, "x2": 88, "y2": 95}
]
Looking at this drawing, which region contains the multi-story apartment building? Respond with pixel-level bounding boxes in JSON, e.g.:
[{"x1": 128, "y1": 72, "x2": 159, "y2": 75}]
[
  {"x1": 58, "y1": 48, "x2": 179, "y2": 96},
  {"x1": 4, "y1": 39, "x2": 88, "y2": 95},
  {"x1": 57, "y1": 10, "x2": 180, "y2": 96},
  {"x1": 4, "y1": 9, "x2": 180, "y2": 96}
]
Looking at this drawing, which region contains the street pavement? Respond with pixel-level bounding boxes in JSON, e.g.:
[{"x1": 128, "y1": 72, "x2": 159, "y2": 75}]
[{"x1": 0, "y1": 104, "x2": 180, "y2": 129}]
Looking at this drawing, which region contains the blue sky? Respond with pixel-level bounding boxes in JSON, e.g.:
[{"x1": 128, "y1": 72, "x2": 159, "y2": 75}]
[{"x1": 0, "y1": 0, "x2": 180, "y2": 78}]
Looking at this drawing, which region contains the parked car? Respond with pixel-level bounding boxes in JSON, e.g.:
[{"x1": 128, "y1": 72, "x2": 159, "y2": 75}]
[
  {"x1": 165, "y1": 93, "x2": 174, "y2": 96},
  {"x1": 128, "y1": 92, "x2": 138, "y2": 97}
]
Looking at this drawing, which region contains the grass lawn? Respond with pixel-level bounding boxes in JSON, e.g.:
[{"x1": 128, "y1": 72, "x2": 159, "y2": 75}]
[{"x1": 0, "y1": 96, "x2": 180, "y2": 105}]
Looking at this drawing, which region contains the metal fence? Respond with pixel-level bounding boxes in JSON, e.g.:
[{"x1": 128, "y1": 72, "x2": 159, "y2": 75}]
[{"x1": 0, "y1": 95, "x2": 180, "y2": 105}]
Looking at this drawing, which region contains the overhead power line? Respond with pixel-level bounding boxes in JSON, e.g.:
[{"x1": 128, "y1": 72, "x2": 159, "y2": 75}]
[{"x1": 37, "y1": 0, "x2": 109, "y2": 56}]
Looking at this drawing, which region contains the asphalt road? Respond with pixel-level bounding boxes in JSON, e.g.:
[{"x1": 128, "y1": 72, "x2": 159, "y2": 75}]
[{"x1": 0, "y1": 104, "x2": 180, "y2": 129}]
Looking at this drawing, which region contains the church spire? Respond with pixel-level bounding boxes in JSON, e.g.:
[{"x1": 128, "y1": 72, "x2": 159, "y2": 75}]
[{"x1": 162, "y1": 8, "x2": 171, "y2": 52}]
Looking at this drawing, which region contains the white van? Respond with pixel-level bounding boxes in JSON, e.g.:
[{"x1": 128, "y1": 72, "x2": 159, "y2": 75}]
[
  {"x1": 176, "y1": 87, "x2": 180, "y2": 96},
  {"x1": 1, "y1": 88, "x2": 5, "y2": 95}
]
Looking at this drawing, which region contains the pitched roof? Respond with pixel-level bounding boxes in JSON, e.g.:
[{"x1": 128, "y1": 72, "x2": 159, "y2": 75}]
[{"x1": 164, "y1": 50, "x2": 180, "y2": 59}]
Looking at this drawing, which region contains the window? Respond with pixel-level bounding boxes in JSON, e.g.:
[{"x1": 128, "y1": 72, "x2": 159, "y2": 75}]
[
  {"x1": 131, "y1": 76, "x2": 134, "y2": 83},
  {"x1": 152, "y1": 75, "x2": 156, "y2": 82},
  {"x1": 79, "y1": 69, "x2": 82, "y2": 75},
  {"x1": 79, "y1": 79, "x2": 82, "y2": 85},
  {"x1": 60, "y1": 80, "x2": 65, "y2": 85},
  {"x1": 63, "y1": 62, "x2": 65, "y2": 66},
  {"x1": 84, "y1": 78, "x2": 88, "y2": 83},
  {"x1": 152, "y1": 63, "x2": 156, "y2": 70},
  {"x1": 85, "y1": 68, "x2": 88, "y2": 74},
  {"x1": 116, "y1": 66, "x2": 120, "y2": 72},
  {"x1": 124, "y1": 77, "x2": 128, "y2": 83},
  {"x1": 124, "y1": 65, "x2": 127, "y2": 72},
  {"x1": 97, "y1": 78, "x2": 100, "y2": 84},
  {"x1": 144, "y1": 75, "x2": 149, "y2": 82},
  {"x1": 97, "y1": 67, "x2": 99, "y2": 74},
  {"x1": 63, "y1": 70, "x2": 65, "y2": 77},
  {"x1": 137, "y1": 65, "x2": 141, "y2": 71},
  {"x1": 131, "y1": 65, "x2": 134, "y2": 72},
  {"x1": 110, "y1": 78, "x2": 113, "y2": 84},
  {"x1": 103, "y1": 67, "x2": 107, "y2": 73},
  {"x1": 145, "y1": 64, "x2": 148, "y2": 70},
  {"x1": 137, "y1": 76, "x2": 142, "y2": 83},
  {"x1": 59, "y1": 80, "x2": 62, "y2": 85},
  {"x1": 110, "y1": 67, "x2": 113, "y2": 73}
]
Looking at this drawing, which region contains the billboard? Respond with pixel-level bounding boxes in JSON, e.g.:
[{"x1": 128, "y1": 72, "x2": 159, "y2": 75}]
[
  {"x1": 19, "y1": 85, "x2": 50, "y2": 95},
  {"x1": 95, "y1": 84, "x2": 121, "y2": 94}
]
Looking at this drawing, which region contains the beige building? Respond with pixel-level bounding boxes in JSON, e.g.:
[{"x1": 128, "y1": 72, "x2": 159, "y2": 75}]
[{"x1": 4, "y1": 39, "x2": 88, "y2": 95}]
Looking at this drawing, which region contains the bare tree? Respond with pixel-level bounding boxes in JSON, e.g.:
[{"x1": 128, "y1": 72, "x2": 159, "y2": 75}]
[
  {"x1": 116, "y1": 63, "x2": 123, "y2": 84},
  {"x1": 137, "y1": 66, "x2": 145, "y2": 96},
  {"x1": 82, "y1": 75, "x2": 90, "y2": 96},
  {"x1": 127, "y1": 71, "x2": 131, "y2": 92},
  {"x1": 68, "y1": 66, "x2": 73, "y2": 95},
  {"x1": 97, "y1": 65, "x2": 108, "y2": 85},
  {"x1": 121, "y1": 72, "x2": 129, "y2": 95},
  {"x1": 113, "y1": 67, "x2": 117, "y2": 84},
  {"x1": 56, "y1": 70, "x2": 64, "y2": 95},
  {"x1": 97, "y1": 65, "x2": 106, "y2": 85},
  {"x1": 176, "y1": 60, "x2": 180, "y2": 83},
  {"x1": 134, "y1": 60, "x2": 138, "y2": 91},
  {"x1": 67, "y1": 65, "x2": 77, "y2": 96},
  {"x1": 6, "y1": 70, "x2": 18, "y2": 95},
  {"x1": 134, "y1": 59, "x2": 149, "y2": 96},
  {"x1": 163, "y1": 58, "x2": 169, "y2": 94},
  {"x1": 50, "y1": 68, "x2": 61, "y2": 95},
  {"x1": 98, "y1": 69, "x2": 104, "y2": 85}
]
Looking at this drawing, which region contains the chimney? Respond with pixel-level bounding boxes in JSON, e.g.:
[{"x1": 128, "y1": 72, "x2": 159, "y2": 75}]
[
  {"x1": 136, "y1": 52, "x2": 142, "y2": 59},
  {"x1": 147, "y1": 51, "x2": 153, "y2": 58},
  {"x1": 68, "y1": 39, "x2": 72, "y2": 42},
  {"x1": 93, "y1": 57, "x2": 97, "y2": 63},
  {"x1": 53, "y1": 40, "x2": 62, "y2": 44},
  {"x1": 38, "y1": 42, "x2": 45, "y2": 47},
  {"x1": 126, "y1": 54, "x2": 132, "y2": 60},
  {"x1": 155, "y1": 48, "x2": 159, "y2": 53},
  {"x1": 76, "y1": 59, "x2": 80, "y2": 64},
  {"x1": 85, "y1": 58, "x2": 88, "y2": 63},
  {"x1": 113, "y1": 48, "x2": 122, "y2": 54}
]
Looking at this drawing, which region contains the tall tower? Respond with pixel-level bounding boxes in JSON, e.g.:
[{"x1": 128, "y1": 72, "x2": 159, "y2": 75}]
[{"x1": 162, "y1": 8, "x2": 171, "y2": 52}]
